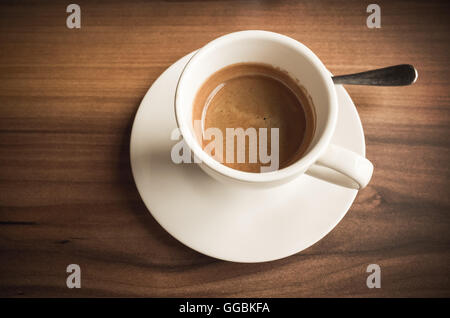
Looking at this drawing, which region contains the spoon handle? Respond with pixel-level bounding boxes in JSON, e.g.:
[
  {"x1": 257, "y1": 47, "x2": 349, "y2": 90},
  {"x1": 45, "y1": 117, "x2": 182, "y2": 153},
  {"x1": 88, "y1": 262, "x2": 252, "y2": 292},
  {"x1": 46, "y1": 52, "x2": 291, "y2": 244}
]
[{"x1": 332, "y1": 64, "x2": 418, "y2": 86}]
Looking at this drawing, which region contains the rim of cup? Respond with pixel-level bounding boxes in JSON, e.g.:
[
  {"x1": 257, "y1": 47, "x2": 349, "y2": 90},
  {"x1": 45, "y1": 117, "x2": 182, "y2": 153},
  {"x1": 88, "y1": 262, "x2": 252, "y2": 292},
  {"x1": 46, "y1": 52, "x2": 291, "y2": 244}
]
[{"x1": 174, "y1": 30, "x2": 338, "y2": 183}]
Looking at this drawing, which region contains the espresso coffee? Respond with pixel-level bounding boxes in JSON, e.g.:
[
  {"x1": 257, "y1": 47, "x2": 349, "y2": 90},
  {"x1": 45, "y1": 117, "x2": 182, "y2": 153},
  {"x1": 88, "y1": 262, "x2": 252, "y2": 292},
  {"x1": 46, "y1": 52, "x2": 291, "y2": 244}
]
[{"x1": 192, "y1": 63, "x2": 315, "y2": 173}]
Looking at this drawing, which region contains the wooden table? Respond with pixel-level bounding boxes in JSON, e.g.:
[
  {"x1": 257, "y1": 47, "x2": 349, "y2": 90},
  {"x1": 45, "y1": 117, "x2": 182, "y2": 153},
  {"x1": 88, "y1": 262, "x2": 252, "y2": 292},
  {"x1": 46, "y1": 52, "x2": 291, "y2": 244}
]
[{"x1": 1, "y1": 0, "x2": 449, "y2": 297}]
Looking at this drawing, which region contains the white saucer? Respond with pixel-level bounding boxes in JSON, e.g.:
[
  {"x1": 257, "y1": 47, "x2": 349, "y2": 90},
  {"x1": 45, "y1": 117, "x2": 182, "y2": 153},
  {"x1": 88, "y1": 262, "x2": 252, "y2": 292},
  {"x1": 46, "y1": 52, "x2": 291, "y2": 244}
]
[{"x1": 130, "y1": 52, "x2": 366, "y2": 263}]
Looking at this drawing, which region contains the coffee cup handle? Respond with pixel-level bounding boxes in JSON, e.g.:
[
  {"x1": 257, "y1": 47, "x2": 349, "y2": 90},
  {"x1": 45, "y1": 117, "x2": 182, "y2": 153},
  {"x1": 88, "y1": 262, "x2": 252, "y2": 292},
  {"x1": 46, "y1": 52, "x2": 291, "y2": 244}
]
[{"x1": 312, "y1": 144, "x2": 373, "y2": 189}]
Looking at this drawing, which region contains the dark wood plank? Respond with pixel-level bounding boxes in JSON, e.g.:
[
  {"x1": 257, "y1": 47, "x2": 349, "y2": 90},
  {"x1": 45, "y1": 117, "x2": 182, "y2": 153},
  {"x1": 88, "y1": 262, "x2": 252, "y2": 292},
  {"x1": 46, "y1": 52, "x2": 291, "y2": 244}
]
[{"x1": 0, "y1": 0, "x2": 449, "y2": 297}]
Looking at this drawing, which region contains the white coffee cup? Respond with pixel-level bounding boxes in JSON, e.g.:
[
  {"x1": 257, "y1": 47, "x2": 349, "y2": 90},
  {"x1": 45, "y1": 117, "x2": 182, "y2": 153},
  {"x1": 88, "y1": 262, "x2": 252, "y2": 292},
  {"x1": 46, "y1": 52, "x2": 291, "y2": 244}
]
[{"x1": 175, "y1": 30, "x2": 373, "y2": 189}]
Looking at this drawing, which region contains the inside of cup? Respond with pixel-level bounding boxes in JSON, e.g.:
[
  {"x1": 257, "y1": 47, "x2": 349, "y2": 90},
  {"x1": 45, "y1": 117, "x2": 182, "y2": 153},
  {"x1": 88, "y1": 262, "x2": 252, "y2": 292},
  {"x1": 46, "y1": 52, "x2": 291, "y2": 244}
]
[{"x1": 176, "y1": 32, "x2": 334, "y2": 170}]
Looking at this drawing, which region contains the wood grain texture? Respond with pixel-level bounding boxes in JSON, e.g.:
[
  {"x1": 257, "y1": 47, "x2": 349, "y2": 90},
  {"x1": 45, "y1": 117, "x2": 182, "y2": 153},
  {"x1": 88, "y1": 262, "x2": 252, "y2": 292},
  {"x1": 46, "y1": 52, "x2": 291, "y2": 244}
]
[{"x1": 0, "y1": 0, "x2": 449, "y2": 297}]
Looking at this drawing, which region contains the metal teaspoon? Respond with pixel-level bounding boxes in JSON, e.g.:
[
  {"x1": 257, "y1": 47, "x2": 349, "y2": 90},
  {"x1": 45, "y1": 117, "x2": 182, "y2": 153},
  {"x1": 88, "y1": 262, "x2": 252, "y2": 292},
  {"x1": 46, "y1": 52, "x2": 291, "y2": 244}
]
[{"x1": 332, "y1": 64, "x2": 418, "y2": 86}]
